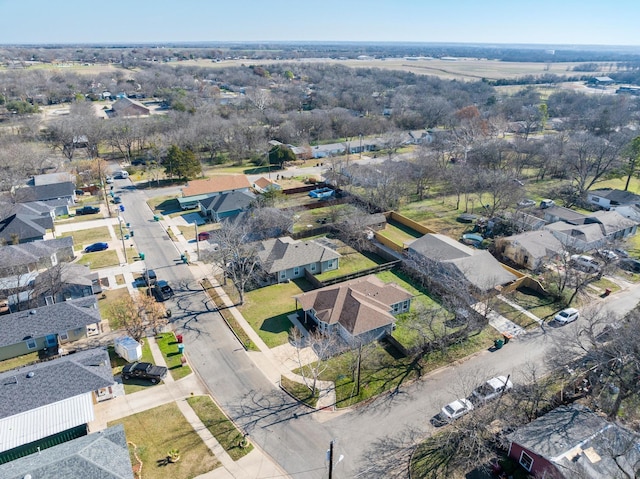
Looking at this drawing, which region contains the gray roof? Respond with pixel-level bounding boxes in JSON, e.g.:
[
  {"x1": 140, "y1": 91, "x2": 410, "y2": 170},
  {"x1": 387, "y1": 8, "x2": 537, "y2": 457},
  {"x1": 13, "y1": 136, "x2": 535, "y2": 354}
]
[
  {"x1": 500, "y1": 230, "x2": 564, "y2": 258},
  {"x1": 588, "y1": 210, "x2": 637, "y2": 233},
  {"x1": 507, "y1": 404, "x2": 640, "y2": 479},
  {"x1": 0, "y1": 296, "x2": 101, "y2": 348},
  {"x1": 10, "y1": 201, "x2": 55, "y2": 217},
  {"x1": 0, "y1": 214, "x2": 46, "y2": 243},
  {"x1": 0, "y1": 237, "x2": 74, "y2": 270},
  {"x1": 545, "y1": 221, "x2": 606, "y2": 244},
  {"x1": 32, "y1": 172, "x2": 75, "y2": 186},
  {"x1": 544, "y1": 206, "x2": 588, "y2": 224},
  {"x1": 408, "y1": 234, "x2": 516, "y2": 291},
  {"x1": 0, "y1": 425, "x2": 134, "y2": 479},
  {"x1": 199, "y1": 190, "x2": 255, "y2": 214},
  {"x1": 0, "y1": 347, "x2": 114, "y2": 419},
  {"x1": 14, "y1": 182, "x2": 75, "y2": 203},
  {"x1": 590, "y1": 188, "x2": 640, "y2": 205},
  {"x1": 257, "y1": 236, "x2": 341, "y2": 274}
]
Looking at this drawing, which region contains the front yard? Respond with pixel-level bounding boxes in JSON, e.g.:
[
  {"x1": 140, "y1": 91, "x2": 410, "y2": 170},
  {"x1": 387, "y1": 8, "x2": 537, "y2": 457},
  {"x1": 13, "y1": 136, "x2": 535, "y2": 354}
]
[
  {"x1": 237, "y1": 279, "x2": 315, "y2": 348},
  {"x1": 108, "y1": 403, "x2": 219, "y2": 479},
  {"x1": 156, "y1": 332, "x2": 192, "y2": 380},
  {"x1": 60, "y1": 225, "x2": 111, "y2": 250}
]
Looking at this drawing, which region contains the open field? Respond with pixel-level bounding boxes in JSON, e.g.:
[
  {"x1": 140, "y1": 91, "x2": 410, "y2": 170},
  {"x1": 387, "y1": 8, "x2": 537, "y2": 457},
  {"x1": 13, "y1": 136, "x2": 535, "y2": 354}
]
[
  {"x1": 171, "y1": 58, "x2": 608, "y2": 82},
  {"x1": 5, "y1": 57, "x2": 611, "y2": 84}
]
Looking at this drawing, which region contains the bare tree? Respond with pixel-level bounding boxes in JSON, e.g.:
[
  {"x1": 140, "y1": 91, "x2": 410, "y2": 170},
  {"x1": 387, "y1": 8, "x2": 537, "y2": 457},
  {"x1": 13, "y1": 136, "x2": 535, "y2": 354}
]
[
  {"x1": 289, "y1": 327, "x2": 338, "y2": 397},
  {"x1": 204, "y1": 220, "x2": 262, "y2": 305}
]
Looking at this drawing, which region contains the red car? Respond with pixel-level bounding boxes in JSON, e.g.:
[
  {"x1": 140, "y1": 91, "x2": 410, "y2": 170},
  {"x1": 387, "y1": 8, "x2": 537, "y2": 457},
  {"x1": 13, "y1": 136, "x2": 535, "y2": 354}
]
[{"x1": 197, "y1": 231, "x2": 211, "y2": 241}]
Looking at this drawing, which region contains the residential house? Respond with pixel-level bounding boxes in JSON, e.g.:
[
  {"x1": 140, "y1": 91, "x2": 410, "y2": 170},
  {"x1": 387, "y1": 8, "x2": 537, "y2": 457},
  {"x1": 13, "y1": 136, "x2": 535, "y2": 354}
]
[
  {"x1": 256, "y1": 236, "x2": 341, "y2": 283},
  {"x1": 294, "y1": 275, "x2": 412, "y2": 345},
  {"x1": 253, "y1": 176, "x2": 282, "y2": 194},
  {"x1": 198, "y1": 191, "x2": 255, "y2": 222},
  {"x1": 14, "y1": 173, "x2": 76, "y2": 208},
  {"x1": 179, "y1": 174, "x2": 251, "y2": 210},
  {"x1": 496, "y1": 230, "x2": 564, "y2": 271},
  {"x1": 110, "y1": 97, "x2": 150, "y2": 117},
  {"x1": 507, "y1": 404, "x2": 640, "y2": 479},
  {"x1": 587, "y1": 188, "x2": 640, "y2": 210},
  {"x1": 0, "y1": 348, "x2": 117, "y2": 462},
  {"x1": 268, "y1": 140, "x2": 312, "y2": 161},
  {"x1": 0, "y1": 237, "x2": 74, "y2": 278},
  {"x1": 0, "y1": 214, "x2": 47, "y2": 245},
  {"x1": 406, "y1": 129, "x2": 433, "y2": 145},
  {"x1": 543, "y1": 209, "x2": 637, "y2": 252},
  {"x1": 0, "y1": 297, "x2": 102, "y2": 361},
  {"x1": 0, "y1": 424, "x2": 134, "y2": 478},
  {"x1": 29, "y1": 263, "x2": 100, "y2": 308},
  {"x1": 407, "y1": 233, "x2": 517, "y2": 294},
  {"x1": 310, "y1": 139, "x2": 379, "y2": 159}
]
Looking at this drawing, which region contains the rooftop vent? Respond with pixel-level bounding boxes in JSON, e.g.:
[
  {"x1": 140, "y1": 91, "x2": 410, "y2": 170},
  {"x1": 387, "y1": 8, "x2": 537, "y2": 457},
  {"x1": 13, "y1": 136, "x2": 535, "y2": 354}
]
[
  {"x1": 29, "y1": 310, "x2": 36, "y2": 315},
  {"x1": 26, "y1": 371, "x2": 35, "y2": 378}
]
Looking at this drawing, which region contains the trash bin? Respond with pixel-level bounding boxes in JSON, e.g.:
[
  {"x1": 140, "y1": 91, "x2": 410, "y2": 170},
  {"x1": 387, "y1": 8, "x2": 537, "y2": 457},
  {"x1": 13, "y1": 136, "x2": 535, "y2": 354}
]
[
  {"x1": 124, "y1": 234, "x2": 129, "y2": 240},
  {"x1": 604, "y1": 288, "x2": 611, "y2": 297},
  {"x1": 178, "y1": 344, "x2": 185, "y2": 354},
  {"x1": 130, "y1": 230, "x2": 134, "y2": 237},
  {"x1": 139, "y1": 252, "x2": 145, "y2": 260},
  {"x1": 176, "y1": 334, "x2": 183, "y2": 343},
  {"x1": 494, "y1": 339, "x2": 504, "y2": 350},
  {"x1": 153, "y1": 215, "x2": 160, "y2": 221}
]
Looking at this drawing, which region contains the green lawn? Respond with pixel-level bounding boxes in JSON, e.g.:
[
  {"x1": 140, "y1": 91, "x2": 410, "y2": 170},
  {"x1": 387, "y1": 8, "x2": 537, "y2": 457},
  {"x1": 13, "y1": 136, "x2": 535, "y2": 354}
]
[
  {"x1": 376, "y1": 269, "x2": 440, "y2": 309},
  {"x1": 108, "y1": 403, "x2": 220, "y2": 479},
  {"x1": 314, "y1": 248, "x2": 386, "y2": 281},
  {"x1": 502, "y1": 287, "x2": 560, "y2": 324},
  {"x1": 201, "y1": 279, "x2": 259, "y2": 351},
  {"x1": 155, "y1": 332, "x2": 193, "y2": 380},
  {"x1": 238, "y1": 279, "x2": 315, "y2": 348},
  {"x1": 186, "y1": 396, "x2": 253, "y2": 461},
  {"x1": 107, "y1": 340, "x2": 157, "y2": 394},
  {"x1": 310, "y1": 326, "x2": 500, "y2": 408},
  {"x1": 97, "y1": 288, "x2": 132, "y2": 329},
  {"x1": 377, "y1": 221, "x2": 424, "y2": 247},
  {"x1": 147, "y1": 195, "x2": 181, "y2": 215},
  {"x1": 280, "y1": 376, "x2": 319, "y2": 408},
  {"x1": 60, "y1": 225, "x2": 111, "y2": 249},
  {"x1": 77, "y1": 250, "x2": 121, "y2": 268},
  {"x1": 0, "y1": 352, "x2": 40, "y2": 373}
]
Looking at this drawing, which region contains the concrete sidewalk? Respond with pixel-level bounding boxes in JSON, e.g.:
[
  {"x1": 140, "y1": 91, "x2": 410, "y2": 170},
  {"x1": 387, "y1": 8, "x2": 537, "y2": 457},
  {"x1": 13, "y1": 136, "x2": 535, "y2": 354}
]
[{"x1": 90, "y1": 335, "x2": 288, "y2": 479}]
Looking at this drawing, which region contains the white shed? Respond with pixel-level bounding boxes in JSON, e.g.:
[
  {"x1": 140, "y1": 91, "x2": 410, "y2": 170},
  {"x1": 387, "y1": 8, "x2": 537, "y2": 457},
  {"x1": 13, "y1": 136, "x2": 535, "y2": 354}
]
[{"x1": 114, "y1": 336, "x2": 142, "y2": 362}]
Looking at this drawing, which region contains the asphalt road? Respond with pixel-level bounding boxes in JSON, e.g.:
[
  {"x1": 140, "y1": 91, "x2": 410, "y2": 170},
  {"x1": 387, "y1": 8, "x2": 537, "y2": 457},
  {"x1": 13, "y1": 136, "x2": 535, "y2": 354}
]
[{"x1": 117, "y1": 176, "x2": 640, "y2": 478}]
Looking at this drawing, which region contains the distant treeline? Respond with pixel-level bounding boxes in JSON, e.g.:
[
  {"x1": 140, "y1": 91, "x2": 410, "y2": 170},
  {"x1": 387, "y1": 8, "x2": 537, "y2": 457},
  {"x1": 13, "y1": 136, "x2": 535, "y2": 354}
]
[{"x1": 2, "y1": 42, "x2": 640, "y2": 65}]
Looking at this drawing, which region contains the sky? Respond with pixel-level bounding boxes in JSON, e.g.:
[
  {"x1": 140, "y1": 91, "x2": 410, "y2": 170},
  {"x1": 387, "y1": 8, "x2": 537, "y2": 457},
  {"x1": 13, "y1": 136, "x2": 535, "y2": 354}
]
[{"x1": 0, "y1": 0, "x2": 639, "y2": 47}]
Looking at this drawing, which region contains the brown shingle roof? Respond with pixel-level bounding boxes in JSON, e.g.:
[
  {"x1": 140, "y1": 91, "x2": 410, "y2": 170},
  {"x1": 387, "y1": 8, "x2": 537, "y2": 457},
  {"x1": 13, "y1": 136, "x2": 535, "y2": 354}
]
[
  {"x1": 294, "y1": 275, "x2": 412, "y2": 336},
  {"x1": 182, "y1": 175, "x2": 251, "y2": 197}
]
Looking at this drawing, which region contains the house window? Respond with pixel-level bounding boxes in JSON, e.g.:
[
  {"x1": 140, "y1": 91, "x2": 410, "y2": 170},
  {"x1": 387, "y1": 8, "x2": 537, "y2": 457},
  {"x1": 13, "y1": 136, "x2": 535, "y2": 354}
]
[
  {"x1": 59, "y1": 331, "x2": 69, "y2": 341},
  {"x1": 519, "y1": 451, "x2": 534, "y2": 471},
  {"x1": 294, "y1": 267, "x2": 300, "y2": 276},
  {"x1": 392, "y1": 303, "x2": 400, "y2": 314},
  {"x1": 45, "y1": 295, "x2": 55, "y2": 306},
  {"x1": 403, "y1": 300, "x2": 410, "y2": 311},
  {"x1": 311, "y1": 264, "x2": 316, "y2": 272},
  {"x1": 327, "y1": 260, "x2": 334, "y2": 269},
  {"x1": 26, "y1": 338, "x2": 37, "y2": 350},
  {"x1": 50, "y1": 253, "x2": 58, "y2": 266},
  {"x1": 593, "y1": 197, "x2": 599, "y2": 203},
  {"x1": 280, "y1": 271, "x2": 286, "y2": 280}
]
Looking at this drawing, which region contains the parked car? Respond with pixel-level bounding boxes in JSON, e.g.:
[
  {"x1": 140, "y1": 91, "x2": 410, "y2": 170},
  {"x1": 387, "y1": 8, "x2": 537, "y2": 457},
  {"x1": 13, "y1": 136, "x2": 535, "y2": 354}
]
[
  {"x1": 517, "y1": 199, "x2": 536, "y2": 208},
  {"x1": 0, "y1": 298, "x2": 9, "y2": 315},
  {"x1": 153, "y1": 280, "x2": 174, "y2": 301},
  {"x1": 112, "y1": 196, "x2": 122, "y2": 204},
  {"x1": 197, "y1": 231, "x2": 211, "y2": 241},
  {"x1": 143, "y1": 269, "x2": 157, "y2": 285},
  {"x1": 620, "y1": 258, "x2": 640, "y2": 273},
  {"x1": 472, "y1": 376, "x2": 513, "y2": 403},
  {"x1": 596, "y1": 249, "x2": 619, "y2": 261},
  {"x1": 121, "y1": 361, "x2": 167, "y2": 384},
  {"x1": 84, "y1": 242, "x2": 109, "y2": 253},
  {"x1": 76, "y1": 205, "x2": 100, "y2": 215},
  {"x1": 114, "y1": 170, "x2": 129, "y2": 179},
  {"x1": 105, "y1": 176, "x2": 114, "y2": 184},
  {"x1": 614, "y1": 248, "x2": 630, "y2": 258},
  {"x1": 554, "y1": 307, "x2": 580, "y2": 325},
  {"x1": 540, "y1": 199, "x2": 556, "y2": 209},
  {"x1": 440, "y1": 398, "x2": 474, "y2": 422},
  {"x1": 570, "y1": 254, "x2": 601, "y2": 273}
]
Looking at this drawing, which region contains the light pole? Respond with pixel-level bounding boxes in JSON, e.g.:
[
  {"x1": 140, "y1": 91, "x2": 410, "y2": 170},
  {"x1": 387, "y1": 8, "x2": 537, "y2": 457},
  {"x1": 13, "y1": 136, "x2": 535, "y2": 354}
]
[{"x1": 117, "y1": 210, "x2": 127, "y2": 263}]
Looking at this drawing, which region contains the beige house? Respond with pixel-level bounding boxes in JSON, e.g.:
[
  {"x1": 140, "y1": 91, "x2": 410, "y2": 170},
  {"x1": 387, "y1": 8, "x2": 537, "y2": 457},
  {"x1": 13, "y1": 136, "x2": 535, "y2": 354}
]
[
  {"x1": 294, "y1": 275, "x2": 412, "y2": 345},
  {"x1": 178, "y1": 174, "x2": 251, "y2": 210}
]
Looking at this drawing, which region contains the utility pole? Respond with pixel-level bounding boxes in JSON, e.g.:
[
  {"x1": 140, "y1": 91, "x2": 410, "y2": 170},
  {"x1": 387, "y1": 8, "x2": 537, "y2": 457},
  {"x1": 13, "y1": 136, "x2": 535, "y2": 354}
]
[
  {"x1": 117, "y1": 211, "x2": 127, "y2": 263},
  {"x1": 328, "y1": 440, "x2": 334, "y2": 479},
  {"x1": 195, "y1": 222, "x2": 200, "y2": 261}
]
